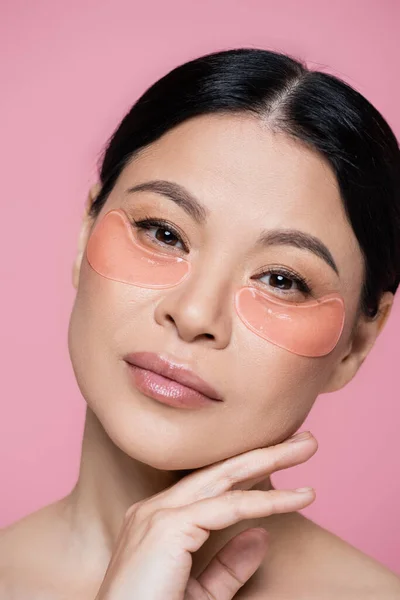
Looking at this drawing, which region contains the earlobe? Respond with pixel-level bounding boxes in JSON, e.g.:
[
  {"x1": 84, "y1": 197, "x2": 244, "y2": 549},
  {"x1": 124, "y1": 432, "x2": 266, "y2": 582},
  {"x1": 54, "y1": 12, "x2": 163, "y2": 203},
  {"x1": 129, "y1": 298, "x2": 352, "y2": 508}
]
[
  {"x1": 72, "y1": 182, "x2": 102, "y2": 289},
  {"x1": 320, "y1": 291, "x2": 394, "y2": 394}
]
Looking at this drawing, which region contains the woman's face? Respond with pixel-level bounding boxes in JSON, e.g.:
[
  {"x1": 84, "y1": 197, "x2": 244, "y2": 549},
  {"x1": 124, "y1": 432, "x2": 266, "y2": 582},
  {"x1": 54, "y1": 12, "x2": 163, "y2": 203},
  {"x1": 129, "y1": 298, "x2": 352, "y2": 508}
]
[{"x1": 68, "y1": 113, "x2": 366, "y2": 470}]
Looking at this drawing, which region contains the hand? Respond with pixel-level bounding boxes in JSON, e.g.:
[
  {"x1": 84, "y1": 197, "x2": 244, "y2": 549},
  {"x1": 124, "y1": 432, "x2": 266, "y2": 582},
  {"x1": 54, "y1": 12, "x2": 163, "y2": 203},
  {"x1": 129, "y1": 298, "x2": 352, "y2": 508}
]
[{"x1": 95, "y1": 431, "x2": 318, "y2": 600}]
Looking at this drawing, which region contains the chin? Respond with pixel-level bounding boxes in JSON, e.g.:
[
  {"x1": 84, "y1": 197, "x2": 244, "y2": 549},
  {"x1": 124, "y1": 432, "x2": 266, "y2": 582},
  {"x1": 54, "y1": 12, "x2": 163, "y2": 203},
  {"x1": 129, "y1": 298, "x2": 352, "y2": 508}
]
[
  {"x1": 107, "y1": 418, "x2": 224, "y2": 470},
  {"x1": 88, "y1": 395, "x2": 240, "y2": 471}
]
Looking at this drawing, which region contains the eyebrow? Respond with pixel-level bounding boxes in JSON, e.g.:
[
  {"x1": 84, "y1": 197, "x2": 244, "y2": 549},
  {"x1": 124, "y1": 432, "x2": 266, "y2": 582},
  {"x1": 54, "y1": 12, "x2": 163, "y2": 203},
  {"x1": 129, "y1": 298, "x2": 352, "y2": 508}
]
[
  {"x1": 126, "y1": 179, "x2": 339, "y2": 276},
  {"x1": 127, "y1": 180, "x2": 209, "y2": 223}
]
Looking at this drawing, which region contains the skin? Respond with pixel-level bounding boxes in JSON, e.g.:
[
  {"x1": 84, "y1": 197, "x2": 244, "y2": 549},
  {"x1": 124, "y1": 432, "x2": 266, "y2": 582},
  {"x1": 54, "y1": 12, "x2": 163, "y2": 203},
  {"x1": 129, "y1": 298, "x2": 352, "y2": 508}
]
[{"x1": 1, "y1": 112, "x2": 399, "y2": 599}]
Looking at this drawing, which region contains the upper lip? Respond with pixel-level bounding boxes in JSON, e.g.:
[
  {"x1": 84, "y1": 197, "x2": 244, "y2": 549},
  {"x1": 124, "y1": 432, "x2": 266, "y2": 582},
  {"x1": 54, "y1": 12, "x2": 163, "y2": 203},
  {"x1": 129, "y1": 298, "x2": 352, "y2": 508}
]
[{"x1": 123, "y1": 352, "x2": 223, "y2": 401}]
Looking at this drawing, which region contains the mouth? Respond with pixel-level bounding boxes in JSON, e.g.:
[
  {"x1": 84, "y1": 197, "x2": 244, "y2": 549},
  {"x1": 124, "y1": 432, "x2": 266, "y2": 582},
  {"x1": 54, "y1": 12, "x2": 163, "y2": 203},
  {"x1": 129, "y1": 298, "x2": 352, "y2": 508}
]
[{"x1": 123, "y1": 351, "x2": 223, "y2": 402}]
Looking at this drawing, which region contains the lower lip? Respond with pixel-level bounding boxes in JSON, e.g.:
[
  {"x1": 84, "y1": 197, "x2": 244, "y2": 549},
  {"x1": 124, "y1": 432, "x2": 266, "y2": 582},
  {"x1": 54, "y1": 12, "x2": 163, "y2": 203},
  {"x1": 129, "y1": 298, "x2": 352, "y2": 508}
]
[{"x1": 126, "y1": 363, "x2": 220, "y2": 409}]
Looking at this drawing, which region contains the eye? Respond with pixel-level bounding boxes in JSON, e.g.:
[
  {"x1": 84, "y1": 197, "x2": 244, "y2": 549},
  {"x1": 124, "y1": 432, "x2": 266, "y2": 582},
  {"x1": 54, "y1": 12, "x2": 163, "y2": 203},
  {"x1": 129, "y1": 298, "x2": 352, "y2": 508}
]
[
  {"x1": 263, "y1": 272, "x2": 299, "y2": 290},
  {"x1": 131, "y1": 217, "x2": 188, "y2": 252},
  {"x1": 256, "y1": 267, "x2": 312, "y2": 298}
]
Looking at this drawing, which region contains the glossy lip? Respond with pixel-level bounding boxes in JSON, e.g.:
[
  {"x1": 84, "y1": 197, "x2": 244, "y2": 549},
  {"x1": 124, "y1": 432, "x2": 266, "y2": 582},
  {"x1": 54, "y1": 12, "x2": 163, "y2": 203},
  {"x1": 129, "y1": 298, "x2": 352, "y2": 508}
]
[{"x1": 123, "y1": 352, "x2": 223, "y2": 401}]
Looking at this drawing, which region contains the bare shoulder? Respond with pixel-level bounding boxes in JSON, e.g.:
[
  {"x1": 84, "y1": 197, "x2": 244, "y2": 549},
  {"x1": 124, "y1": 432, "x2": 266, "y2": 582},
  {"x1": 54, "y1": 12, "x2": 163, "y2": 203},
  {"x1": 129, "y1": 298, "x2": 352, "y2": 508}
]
[
  {"x1": 0, "y1": 500, "x2": 84, "y2": 599},
  {"x1": 249, "y1": 512, "x2": 400, "y2": 600},
  {"x1": 0, "y1": 500, "x2": 62, "y2": 568}
]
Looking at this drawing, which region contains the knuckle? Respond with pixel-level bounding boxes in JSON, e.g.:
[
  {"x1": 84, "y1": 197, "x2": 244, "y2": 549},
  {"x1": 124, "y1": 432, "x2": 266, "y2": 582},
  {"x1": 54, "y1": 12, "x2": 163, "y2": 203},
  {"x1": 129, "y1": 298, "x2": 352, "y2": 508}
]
[
  {"x1": 273, "y1": 442, "x2": 304, "y2": 466},
  {"x1": 221, "y1": 469, "x2": 237, "y2": 489},
  {"x1": 216, "y1": 461, "x2": 235, "y2": 485},
  {"x1": 196, "y1": 479, "x2": 221, "y2": 500},
  {"x1": 265, "y1": 489, "x2": 281, "y2": 513},
  {"x1": 225, "y1": 489, "x2": 247, "y2": 519},
  {"x1": 148, "y1": 507, "x2": 176, "y2": 528},
  {"x1": 124, "y1": 500, "x2": 151, "y2": 524},
  {"x1": 268, "y1": 451, "x2": 283, "y2": 471}
]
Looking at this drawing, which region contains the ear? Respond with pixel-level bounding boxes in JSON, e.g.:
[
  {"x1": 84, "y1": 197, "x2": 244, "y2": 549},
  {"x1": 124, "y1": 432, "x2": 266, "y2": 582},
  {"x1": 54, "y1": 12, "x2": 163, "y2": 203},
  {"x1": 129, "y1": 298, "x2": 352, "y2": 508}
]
[
  {"x1": 72, "y1": 182, "x2": 102, "y2": 289},
  {"x1": 321, "y1": 291, "x2": 394, "y2": 393}
]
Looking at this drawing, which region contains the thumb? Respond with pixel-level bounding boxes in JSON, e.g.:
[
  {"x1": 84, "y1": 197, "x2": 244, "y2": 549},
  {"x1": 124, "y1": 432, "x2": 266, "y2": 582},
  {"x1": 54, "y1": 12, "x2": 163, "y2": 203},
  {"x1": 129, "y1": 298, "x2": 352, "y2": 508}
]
[{"x1": 187, "y1": 528, "x2": 269, "y2": 600}]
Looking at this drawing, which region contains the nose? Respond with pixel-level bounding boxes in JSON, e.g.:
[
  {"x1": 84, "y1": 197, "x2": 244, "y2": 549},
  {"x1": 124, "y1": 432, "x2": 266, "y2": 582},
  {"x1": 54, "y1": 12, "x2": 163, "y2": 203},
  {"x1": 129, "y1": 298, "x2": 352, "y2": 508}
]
[{"x1": 153, "y1": 261, "x2": 233, "y2": 348}]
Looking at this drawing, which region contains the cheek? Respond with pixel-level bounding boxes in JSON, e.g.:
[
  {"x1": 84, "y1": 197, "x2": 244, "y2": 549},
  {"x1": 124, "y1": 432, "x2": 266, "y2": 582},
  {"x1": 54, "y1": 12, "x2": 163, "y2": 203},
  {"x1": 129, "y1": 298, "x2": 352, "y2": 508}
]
[
  {"x1": 67, "y1": 256, "x2": 152, "y2": 406},
  {"x1": 221, "y1": 336, "x2": 334, "y2": 450},
  {"x1": 72, "y1": 254, "x2": 153, "y2": 330}
]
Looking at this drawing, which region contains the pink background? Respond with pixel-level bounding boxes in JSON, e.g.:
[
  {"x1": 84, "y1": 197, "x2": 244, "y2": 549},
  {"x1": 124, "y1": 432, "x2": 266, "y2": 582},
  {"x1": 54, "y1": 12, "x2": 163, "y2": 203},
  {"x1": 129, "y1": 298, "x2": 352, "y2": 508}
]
[{"x1": 1, "y1": 0, "x2": 399, "y2": 574}]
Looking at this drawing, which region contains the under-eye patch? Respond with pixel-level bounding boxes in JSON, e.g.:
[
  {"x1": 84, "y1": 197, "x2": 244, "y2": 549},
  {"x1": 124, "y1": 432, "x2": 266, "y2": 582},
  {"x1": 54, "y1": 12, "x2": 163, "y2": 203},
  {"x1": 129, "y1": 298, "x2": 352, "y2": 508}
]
[
  {"x1": 86, "y1": 208, "x2": 345, "y2": 357},
  {"x1": 234, "y1": 287, "x2": 345, "y2": 357},
  {"x1": 86, "y1": 208, "x2": 191, "y2": 288}
]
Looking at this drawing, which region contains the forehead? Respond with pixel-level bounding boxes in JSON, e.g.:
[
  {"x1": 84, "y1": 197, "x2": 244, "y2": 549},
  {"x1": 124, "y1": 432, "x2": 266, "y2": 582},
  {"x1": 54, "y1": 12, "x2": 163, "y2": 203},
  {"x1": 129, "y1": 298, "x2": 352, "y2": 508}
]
[
  {"x1": 113, "y1": 113, "x2": 364, "y2": 289},
  {"x1": 117, "y1": 114, "x2": 344, "y2": 227}
]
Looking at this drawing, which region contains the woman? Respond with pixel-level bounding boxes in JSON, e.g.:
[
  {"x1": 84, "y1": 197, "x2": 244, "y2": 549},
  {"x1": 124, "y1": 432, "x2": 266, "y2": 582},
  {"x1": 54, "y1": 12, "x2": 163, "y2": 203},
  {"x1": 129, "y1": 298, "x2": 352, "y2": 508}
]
[{"x1": 1, "y1": 47, "x2": 400, "y2": 599}]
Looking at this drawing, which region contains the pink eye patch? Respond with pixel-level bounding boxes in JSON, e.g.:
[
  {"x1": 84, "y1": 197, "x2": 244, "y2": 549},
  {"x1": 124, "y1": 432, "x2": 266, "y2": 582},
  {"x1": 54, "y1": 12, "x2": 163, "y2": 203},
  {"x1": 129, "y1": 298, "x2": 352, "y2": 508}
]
[
  {"x1": 235, "y1": 287, "x2": 344, "y2": 357},
  {"x1": 86, "y1": 209, "x2": 345, "y2": 357},
  {"x1": 86, "y1": 208, "x2": 191, "y2": 288}
]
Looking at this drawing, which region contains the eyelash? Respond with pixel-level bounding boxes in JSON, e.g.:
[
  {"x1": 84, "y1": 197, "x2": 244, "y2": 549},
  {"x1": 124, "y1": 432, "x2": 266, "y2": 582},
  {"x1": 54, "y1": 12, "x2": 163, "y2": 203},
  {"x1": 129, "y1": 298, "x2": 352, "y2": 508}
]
[
  {"x1": 131, "y1": 215, "x2": 190, "y2": 251},
  {"x1": 254, "y1": 265, "x2": 312, "y2": 294},
  {"x1": 130, "y1": 216, "x2": 313, "y2": 295}
]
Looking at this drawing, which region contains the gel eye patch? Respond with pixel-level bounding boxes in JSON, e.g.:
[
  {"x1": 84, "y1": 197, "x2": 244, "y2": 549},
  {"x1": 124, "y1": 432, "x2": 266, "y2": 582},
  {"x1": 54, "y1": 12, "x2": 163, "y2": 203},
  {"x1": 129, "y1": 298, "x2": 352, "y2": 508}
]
[
  {"x1": 235, "y1": 287, "x2": 345, "y2": 357},
  {"x1": 86, "y1": 208, "x2": 345, "y2": 357},
  {"x1": 86, "y1": 208, "x2": 191, "y2": 288}
]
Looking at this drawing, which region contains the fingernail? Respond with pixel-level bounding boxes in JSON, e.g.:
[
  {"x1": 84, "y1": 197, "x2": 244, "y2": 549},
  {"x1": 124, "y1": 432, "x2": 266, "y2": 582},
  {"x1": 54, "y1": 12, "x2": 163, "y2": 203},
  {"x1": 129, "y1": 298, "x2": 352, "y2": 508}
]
[
  {"x1": 294, "y1": 487, "x2": 314, "y2": 493},
  {"x1": 287, "y1": 431, "x2": 312, "y2": 443}
]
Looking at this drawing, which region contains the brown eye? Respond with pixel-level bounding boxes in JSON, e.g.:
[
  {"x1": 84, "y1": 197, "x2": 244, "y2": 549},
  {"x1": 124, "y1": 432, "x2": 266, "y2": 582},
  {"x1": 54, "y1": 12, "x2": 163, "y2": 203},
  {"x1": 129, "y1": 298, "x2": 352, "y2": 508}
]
[
  {"x1": 256, "y1": 267, "x2": 311, "y2": 298},
  {"x1": 268, "y1": 273, "x2": 295, "y2": 290},
  {"x1": 131, "y1": 217, "x2": 187, "y2": 252},
  {"x1": 154, "y1": 226, "x2": 180, "y2": 246}
]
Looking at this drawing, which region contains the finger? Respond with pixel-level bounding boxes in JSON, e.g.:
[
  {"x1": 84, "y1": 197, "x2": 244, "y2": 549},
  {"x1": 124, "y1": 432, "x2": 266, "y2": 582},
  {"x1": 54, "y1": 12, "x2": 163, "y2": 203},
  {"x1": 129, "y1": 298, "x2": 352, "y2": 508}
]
[
  {"x1": 147, "y1": 433, "x2": 318, "y2": 511},
  {"x1": 191, "y1": 528, "x2": 269, "y2": 600},
  {"x1": 181, "y1": 488, "x2": 315, "y2": 541}
]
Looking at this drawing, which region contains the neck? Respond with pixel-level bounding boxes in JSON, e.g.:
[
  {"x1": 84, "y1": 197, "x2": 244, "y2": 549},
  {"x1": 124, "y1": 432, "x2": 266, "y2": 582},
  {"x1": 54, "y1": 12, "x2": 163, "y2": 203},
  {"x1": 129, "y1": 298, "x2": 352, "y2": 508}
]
[{"x1": 65, "y1": 405, "x2": 275, "y2": 576}]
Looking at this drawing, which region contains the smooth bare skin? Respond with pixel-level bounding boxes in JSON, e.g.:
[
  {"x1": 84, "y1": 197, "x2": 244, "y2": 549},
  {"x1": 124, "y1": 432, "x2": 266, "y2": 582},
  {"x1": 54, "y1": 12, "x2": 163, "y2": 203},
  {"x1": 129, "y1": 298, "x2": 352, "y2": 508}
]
[
  {"x1": 95, "y1": 432, "x2": 317, "y2": 600},
  {"x1": 1, "y1": 113, "x2": 399, "y2": 599}
]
